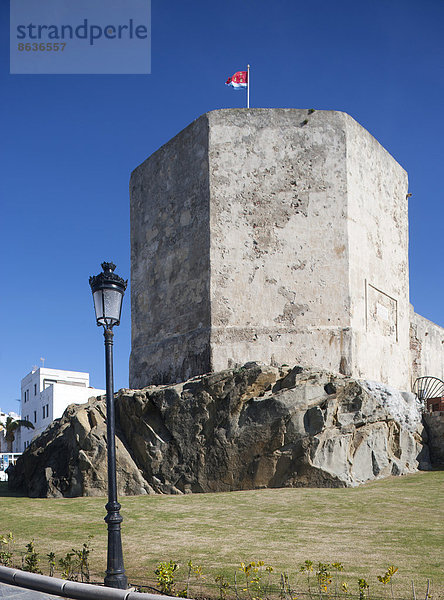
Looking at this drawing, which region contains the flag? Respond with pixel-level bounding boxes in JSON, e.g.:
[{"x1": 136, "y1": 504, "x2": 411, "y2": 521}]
[{"x1": 226, "y1": 71, "x2": 248, "y2": 89}]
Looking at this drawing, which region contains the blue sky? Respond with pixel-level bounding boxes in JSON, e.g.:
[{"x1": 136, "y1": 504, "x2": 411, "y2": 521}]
[{"x1": 1, "y1": 0, "x2": 443, "y2": 414}]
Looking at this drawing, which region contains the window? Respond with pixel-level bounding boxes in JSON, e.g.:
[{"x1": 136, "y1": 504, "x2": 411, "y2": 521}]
[
  {"x1": 24, "y1": 389, "x2": 29, "y2": 403},
  {"x1": 34, "y1": 411, "x2": 37, "y2": 423},
  {"x1": 34, "y1": 384, "x2": 37, "y2": 395},
  {"x1": 42, "y1": 404, "x2": 49, "y2": 419}
]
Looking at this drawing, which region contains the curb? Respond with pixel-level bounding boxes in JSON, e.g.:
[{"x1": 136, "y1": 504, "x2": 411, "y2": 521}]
[{"x1": 0, "y1": 566, "x2": 179, "y2": 600}]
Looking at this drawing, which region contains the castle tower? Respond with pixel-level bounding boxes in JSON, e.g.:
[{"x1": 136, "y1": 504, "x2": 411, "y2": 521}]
[{"x1": 130, "y1": 109, "x2": 410, "y2": 390}]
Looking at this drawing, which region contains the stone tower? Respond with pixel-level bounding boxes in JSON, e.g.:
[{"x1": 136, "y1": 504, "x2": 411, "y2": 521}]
[{"x1": 130, "y1": 109, "x2": 410, "y2": 390}]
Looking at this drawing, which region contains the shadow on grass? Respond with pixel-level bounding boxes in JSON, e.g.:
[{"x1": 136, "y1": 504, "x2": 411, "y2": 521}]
[{"x1": 0, "y1": 481, "x2": 27, "y2": 497}]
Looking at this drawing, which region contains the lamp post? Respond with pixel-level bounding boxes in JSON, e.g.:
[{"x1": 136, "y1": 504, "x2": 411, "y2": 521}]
[{"x1": 89, "y1": 261, "x2": 128, "y2": 590}]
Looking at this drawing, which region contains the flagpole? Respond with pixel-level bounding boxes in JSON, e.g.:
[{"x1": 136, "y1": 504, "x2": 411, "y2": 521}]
[{"x1": 247, "y1": 64, "x2": 250, "y2": 108}]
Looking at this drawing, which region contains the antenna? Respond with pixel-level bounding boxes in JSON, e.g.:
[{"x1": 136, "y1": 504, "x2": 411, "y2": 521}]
[{"x1": 40, "y1": 357, "x2": 45, "y2": 368}]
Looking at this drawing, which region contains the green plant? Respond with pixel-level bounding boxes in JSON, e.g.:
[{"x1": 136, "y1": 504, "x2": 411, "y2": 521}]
[
  {"x1": 331, "y1": 562, "x2": 344, "y2": 599},
  {"x1": 47, "y1": 551, "x2": 56, "y2": 577},
  {"x1": 358, "y1": 578, "x2": 369, "y2": 600},
  {"x1": 57, "y1": 537, "x2": 93, "y2": 582},
  {"x1": 182, "y1": 560, "x2": 205, "y2": 598},
  {"x1": 72, "y1": 536, "x2": 93, "y2": 582},
  {"x1": 23, "y1": 540, "x2": 41, "y2": 574},
  {"x1": 316, "y1": 562, "x2": 332, "y2": 596},
  {"x1": 0, "y1": 532, "x2": 14, "y2": 567},
  {"x1": 215, "y1": 574, "x2": 230, "y2": 600},
  {"x1": 377, "y1": 566, "x2": 398, "y2": 600},
  {"x1": 280, "y1": 573, "x2": 288, "y2": 600},
  {"x1": 59, "y1": 551, "x2": 77, "y2": 580},
  {"x1": 240, "y1": 560, "x2": 274, "y2": 600},
  {"x1": 155, "y1": 560, "x2": 178, "y2": 595},
  {"x1": 279, "y1": 572, "x2": 297, "y2": 600},
  {"x1": 300, "y1": 561, "x2": 314, "y2": 599}
]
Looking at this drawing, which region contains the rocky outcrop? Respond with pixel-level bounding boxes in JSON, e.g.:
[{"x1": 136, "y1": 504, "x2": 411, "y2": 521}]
[
  {"x1": 9, "y1": 363, "x2": 431, "y2": 498},
  {"x1": 8, "y1": 397, "x2": 152, "y2": 498}
]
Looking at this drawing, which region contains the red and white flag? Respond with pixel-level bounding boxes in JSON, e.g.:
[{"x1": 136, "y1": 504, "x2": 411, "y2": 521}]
[{"x1": 225, "y1": 70, "x2": 248, "y2": 89}]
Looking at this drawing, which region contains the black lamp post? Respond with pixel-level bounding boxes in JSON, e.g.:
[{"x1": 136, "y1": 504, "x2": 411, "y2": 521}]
[{"x1": 89, "y1": 261, "x2": 128, "y2": 590}]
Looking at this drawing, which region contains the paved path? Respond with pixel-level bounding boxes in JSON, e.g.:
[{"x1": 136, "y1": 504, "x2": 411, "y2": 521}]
[{"x1": 0, "y1": 583, "x2": 64, "y2": 599}]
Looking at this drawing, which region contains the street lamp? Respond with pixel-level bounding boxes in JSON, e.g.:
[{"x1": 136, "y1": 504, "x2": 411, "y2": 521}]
[{"x1": 89, "y1": 261, "x2": 128, "y2": 590}]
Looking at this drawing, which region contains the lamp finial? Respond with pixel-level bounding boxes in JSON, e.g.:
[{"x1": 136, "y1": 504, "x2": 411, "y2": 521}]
[{"x1": 101, "y1": 261, "x2": 116, "y2": 273}]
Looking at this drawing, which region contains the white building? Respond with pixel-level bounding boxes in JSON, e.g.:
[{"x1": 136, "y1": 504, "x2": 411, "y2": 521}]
[{"x1": 20, "y1": 368, "x2": 105, "y2": 451}]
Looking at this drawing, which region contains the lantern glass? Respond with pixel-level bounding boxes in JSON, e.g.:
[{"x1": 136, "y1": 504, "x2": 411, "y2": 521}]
[
  {"x1": 93, "y1": 286, "x2": 124, "y2": 327},
  {"x1": 103, "y1": 287, "x2": 123, "y2": 324},
  {"x1": 93, "y1": 289, "x2": 105, "y2": 322}
]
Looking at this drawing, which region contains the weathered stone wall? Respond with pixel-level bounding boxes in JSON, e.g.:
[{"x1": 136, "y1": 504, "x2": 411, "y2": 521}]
[
  {"x1": 345, "y1": 115, "x2": 410, "y2": 389},
  {"x1": 130, "y1": 109, "x2": 412, "y2": 390},
  {"x1": 130, "y1": 116, "x2": 211, "y2": 388},
  {"x1": 410, "y1": 308, "x2": 444, "y2": 384},
  {"x1": 207, "y1": 109, "x2": 351, "y2": 375}
]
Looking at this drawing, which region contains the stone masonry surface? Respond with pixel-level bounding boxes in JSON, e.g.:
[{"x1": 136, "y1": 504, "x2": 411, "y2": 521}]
[{"x1": 130, "y1": 108, "x2": 444, "y2": 391}]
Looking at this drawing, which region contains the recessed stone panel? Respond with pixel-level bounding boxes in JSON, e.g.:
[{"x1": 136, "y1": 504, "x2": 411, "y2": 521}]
[{"x1": 366, "y1": 283, "x2": 398, "y2": 341}]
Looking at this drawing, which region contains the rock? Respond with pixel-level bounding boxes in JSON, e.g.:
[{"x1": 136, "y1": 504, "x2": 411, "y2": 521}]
[
  {"x1": 8, "y1": 396, "x2": 153, "y2": 498},
  {"x1": 8, "y1": 363, "x2": 432, "y2": 497}
]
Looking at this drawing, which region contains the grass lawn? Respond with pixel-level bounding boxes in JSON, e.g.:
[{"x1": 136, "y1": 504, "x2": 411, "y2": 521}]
[{"x1": 0, "y1": 471, "x2": 443, "y2": 599}]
